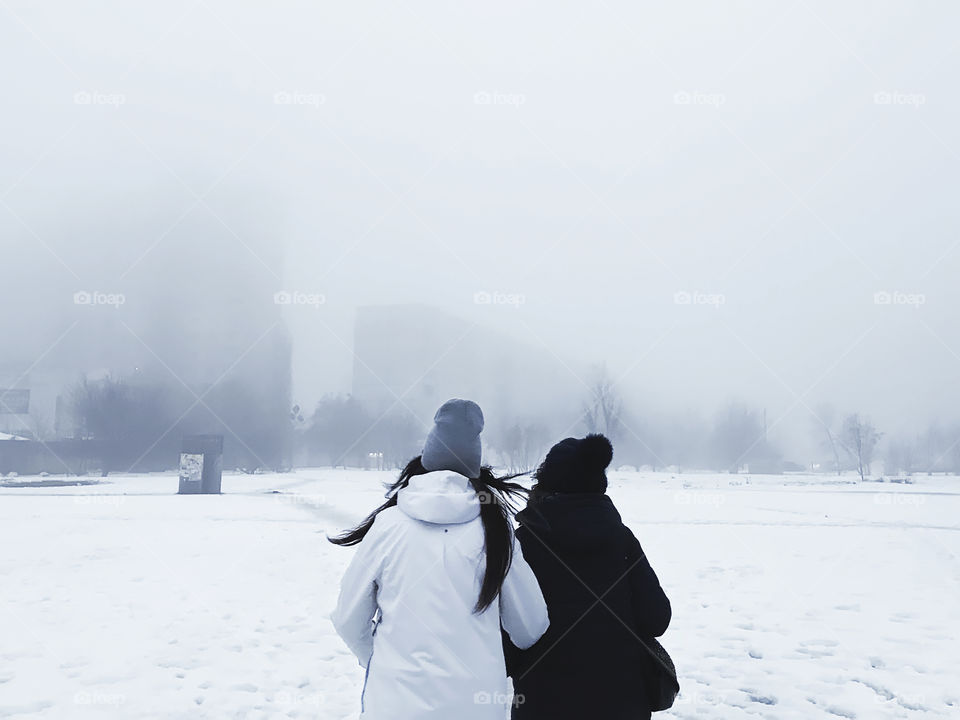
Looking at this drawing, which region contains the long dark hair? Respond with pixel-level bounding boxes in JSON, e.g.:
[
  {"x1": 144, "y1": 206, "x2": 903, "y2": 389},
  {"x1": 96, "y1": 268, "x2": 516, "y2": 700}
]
[{"x1": 329, "y1": 456, "x2": 528, "y2": 613}]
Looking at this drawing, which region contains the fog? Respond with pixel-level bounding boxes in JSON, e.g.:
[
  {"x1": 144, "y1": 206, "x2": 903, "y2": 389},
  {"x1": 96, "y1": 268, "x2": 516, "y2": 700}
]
[{"x1": 3, "y1": 1, "x2": 959, "y2": 471}]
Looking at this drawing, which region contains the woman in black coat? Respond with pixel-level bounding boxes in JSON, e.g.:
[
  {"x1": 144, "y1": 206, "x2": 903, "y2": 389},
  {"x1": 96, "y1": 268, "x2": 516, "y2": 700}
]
[{"x1": 504, "y1": 434, "x2": 671, "y2": 720}]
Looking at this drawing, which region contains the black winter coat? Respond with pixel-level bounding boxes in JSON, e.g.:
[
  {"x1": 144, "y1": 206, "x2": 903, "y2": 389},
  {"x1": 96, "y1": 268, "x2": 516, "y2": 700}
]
[{"x1": 504, "y1": 493, "x2": 671, "y2": 720}]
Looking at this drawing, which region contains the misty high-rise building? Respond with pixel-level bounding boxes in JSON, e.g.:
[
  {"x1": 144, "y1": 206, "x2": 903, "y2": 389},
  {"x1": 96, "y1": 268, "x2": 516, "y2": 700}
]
[{"x1": 351, "y1": 304, "x2": 571, "y2": 437}]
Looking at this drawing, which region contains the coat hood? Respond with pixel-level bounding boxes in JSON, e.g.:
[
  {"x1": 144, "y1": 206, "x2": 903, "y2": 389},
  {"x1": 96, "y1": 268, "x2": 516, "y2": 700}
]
[
  {"x1": 516, "y1": 492, "x2": 625, "y2": 551},
  {"x1": 397, "y1": 471, "x2": 481, "y2": 525}
]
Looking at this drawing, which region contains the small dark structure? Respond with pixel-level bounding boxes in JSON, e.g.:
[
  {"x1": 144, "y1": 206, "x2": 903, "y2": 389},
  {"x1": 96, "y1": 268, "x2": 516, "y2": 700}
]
[{"x1": 178, "y1": 435, "x2": 223, "y2": 494}]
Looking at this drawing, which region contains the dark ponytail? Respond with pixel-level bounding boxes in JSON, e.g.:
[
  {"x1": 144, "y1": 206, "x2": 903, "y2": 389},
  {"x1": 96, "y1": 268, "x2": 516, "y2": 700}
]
[
  {"x1": 328, "y1": 456, "x2": 426, "y2": 546},
  {"x1": 469, "y1": 467, "x2": 529, "y2": 612},
  {"x1": 329, "y1": 456, "x2": 528, "y2": 613}
]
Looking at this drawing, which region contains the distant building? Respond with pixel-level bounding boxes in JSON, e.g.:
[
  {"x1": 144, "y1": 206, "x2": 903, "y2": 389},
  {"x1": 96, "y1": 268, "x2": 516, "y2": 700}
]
[{"x1": 0, "y1": 227, "x2": 291, "y2": 469}]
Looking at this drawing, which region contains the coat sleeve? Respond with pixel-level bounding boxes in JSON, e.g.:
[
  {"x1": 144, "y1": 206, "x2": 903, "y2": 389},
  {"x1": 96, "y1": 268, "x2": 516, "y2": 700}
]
[
  {"x1": 499, "y1": 537, "x2": 550, "y2": 650},
  {"x1": 624, "y1": 527, "x2": 671, "y2": 638},
  {"x1": 330, "y1": 522, "x2": 386, "y2": 668}
]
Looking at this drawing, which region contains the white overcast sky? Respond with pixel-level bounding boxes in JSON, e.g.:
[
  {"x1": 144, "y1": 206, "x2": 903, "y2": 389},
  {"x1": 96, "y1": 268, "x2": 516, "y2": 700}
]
[{"x1": 2, "y1": 1, "x2": 959, "y2": 443}]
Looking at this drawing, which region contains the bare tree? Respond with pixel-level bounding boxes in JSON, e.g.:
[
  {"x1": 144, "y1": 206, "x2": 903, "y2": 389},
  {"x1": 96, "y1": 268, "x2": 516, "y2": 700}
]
[
  {"x1": 814, "y1": 403, "x2": 843, "y2": 475},
  {"x1": 712, "y1": 401, "x2": 767, "y2": 473},
  {"x1": 369, "y1": 411, "x2": 423, "y2": 469},
  {"x1": 883, "y1": 435, "x2": 916, "y2": 477},
  {"x1": 306, "y1": 394, "x2": 374, "y2": 468},
  {"x1": 70, "y1": 375, "x2": 174, "y2": 474},
  {"x1": 495, "y1": 421, "x2": 550, "y2": 473},
  {"x1": 583, "y1": 365, "x2": 622, "y2": 439},
  {"x1": 842, "y1": 413, "x2": 882, "y2": 481}
]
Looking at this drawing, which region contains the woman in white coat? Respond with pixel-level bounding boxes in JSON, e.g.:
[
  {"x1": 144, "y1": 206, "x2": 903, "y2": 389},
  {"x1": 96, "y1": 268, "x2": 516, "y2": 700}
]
[{"x1": 331, "y1": 399, "x2": 550, "y2": 719}]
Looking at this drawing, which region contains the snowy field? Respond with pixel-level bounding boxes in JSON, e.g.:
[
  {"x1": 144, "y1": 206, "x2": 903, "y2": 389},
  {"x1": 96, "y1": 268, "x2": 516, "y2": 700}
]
[{"x1": 1, "y1": 468, "x2": 958, "y2": 719}]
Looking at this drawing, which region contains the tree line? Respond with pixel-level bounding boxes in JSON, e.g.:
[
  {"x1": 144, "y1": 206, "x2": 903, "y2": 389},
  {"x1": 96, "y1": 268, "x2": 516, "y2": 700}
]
[{"x1": 15, "y1": 370, "x2": 958, "y2": 478}]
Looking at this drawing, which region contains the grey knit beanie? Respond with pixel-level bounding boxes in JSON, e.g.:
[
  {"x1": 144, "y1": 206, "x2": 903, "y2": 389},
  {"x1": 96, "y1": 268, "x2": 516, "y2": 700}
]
[{"x1": 421, "y1": 399, "x2": 485, "y2": 478}]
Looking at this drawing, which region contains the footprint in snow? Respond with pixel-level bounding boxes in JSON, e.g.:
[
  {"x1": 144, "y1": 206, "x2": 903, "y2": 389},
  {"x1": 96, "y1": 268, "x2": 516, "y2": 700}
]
[
  {"x1": 796, "y1": 646, "x2": 835, "y2": 658},
  {"x1": 850, "y1": 678, "x2": 893, "y2": 701}
]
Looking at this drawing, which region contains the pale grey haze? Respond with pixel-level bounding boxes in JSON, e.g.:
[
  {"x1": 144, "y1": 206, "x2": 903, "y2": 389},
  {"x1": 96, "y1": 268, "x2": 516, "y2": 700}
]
[{"x1": 2, "y1": 1, "x2": 959, "y2": 467}]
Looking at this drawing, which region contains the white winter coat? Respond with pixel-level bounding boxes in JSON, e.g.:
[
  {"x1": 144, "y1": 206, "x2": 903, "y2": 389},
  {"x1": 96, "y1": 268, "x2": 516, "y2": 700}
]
[{"x1": 332, "y1": 471, "x2": 550, "y2": 720}]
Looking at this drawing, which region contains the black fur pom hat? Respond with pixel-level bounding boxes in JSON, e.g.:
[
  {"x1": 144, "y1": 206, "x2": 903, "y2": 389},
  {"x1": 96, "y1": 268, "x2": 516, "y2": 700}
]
[{"x1": 533, "y1": 434, "x2": 614, "y2": 494}]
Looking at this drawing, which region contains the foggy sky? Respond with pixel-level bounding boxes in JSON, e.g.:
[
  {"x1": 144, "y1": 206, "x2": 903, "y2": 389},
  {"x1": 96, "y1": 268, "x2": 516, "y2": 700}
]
[{"x1": 3, "y1": 1, "x2": 959, "y2": 456}]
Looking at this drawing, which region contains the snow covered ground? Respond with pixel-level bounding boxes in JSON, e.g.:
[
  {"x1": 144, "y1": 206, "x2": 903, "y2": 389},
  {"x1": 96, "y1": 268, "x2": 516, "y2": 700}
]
[{"x1": 1, "y1": 468, "x2": 957, "y2": 719}]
